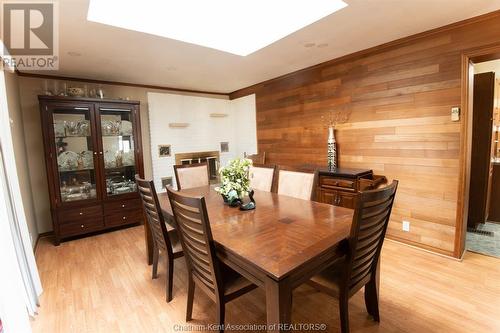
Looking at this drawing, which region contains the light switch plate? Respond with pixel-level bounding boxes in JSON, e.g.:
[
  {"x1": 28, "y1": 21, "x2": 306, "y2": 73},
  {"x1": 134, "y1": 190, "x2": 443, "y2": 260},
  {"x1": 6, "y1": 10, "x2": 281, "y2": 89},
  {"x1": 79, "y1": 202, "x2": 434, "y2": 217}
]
[
  {"x1": 402, "y1": 220, "x2": 410, "y2": 232},
  {"x1": 451, "y1": 107, "x2": 460, "y2": 121}
]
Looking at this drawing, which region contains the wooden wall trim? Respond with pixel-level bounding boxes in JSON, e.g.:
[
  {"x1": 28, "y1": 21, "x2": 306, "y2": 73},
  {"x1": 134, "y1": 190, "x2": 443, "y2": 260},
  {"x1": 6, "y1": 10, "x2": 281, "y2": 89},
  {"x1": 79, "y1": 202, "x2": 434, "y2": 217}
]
[
  {"x1": 229, "y1": 9, "x2": 500, "y2": 99},
  {"x1": 16, "y1": 70, "x2": 229, "y2": 97},
  {"x1": 386, "y1": 237, "x2": 460, "y2": 261}
]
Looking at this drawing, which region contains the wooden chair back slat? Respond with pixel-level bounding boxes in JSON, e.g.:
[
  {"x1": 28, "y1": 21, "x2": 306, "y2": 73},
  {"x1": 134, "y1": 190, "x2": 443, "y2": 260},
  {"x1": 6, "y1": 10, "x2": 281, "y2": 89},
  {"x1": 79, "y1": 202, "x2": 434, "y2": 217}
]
[
  {"x1": 357, "y1": 227, "x2": 385, "y2": 245},
  {"x1": 353, "y1": 240, "x2": 379, "y2": 260},
  {"x1": 180, "y1": 225, "x2": 208, "y2": 244},
  {"x1": 191, "y1": 258, "x2": 215, "y2": 280},
  {"x1": 183, "y1": 238, "x2": 211, "y2": 260},
  {"x1": 352, "y1": 253, "x2": 377, "y2": 275},
  {"x1": 350, "y1": 270, "x2": 372, "y2": 290},
  {"x1": 359, "y1": 214, "x2": 388, "y2": 233},
  {"x1": 352, "y1": 254, "x2": 377, "y2": 273},
  {"x1": 362, "y1": 200, "x2": 392, "y2": 220},
  {"x1": 188, "y1": 250, "x2": 212, "y2": 268},
  {"x1": 175, "y1": 220, "x2": 211, "y2": 256},
  {"x1": 193, "y1": 274, "x2": 216, "y2": 293},
  {"x1": 172, "y1": 201, "x2": 204, "y2": 220},
  {"x1": 167, "y1": 186, "x2": 223, "y2": 298},
  {"x1": 344, "y1": 180, "x2": 398, "y2": 296},
  {"x1": 180, "y1": 222, "x2": 207, "y2": 240}
]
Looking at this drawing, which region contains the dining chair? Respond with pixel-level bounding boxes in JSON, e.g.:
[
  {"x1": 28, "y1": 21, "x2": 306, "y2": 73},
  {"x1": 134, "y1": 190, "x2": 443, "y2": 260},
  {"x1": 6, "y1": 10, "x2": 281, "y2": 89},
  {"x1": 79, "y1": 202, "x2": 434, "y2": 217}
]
[
  {"x1": 174, "y1": 162, "x2": 210, "y2": 190},
  {"x1": 249, "y1": 164, "x2": 276, "y2": 192},
  {"x1": 135, "y1": 175, "x2": 184, "y2": 302},
  {"x1": 276, "y1": 166, "x2": 318, "y2": 201},
  {"x1": 307, "y1": 180, "x2": 399, "y2": 333},
  {"x1": 244, "y1": 151, "x2": 266, "y2": 164},
  {"x1": 166, "y1": 187, "x2": 257, "y2": 332}
]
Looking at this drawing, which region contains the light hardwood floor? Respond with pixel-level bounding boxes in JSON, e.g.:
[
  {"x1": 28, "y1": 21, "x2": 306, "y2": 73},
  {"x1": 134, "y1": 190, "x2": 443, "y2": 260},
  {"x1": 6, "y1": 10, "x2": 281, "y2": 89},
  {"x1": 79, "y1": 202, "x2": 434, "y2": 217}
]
[{"x1": 32, "y1": 226, "x2": 500, "y2": 332}]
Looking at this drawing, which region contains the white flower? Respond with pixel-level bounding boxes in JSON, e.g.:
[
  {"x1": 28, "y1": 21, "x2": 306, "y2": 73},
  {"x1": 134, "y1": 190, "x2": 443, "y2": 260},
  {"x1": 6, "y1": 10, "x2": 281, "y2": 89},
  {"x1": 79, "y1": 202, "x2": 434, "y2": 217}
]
[{"x1": 217, "y1": 157, "x2": 251, "y2": 199}]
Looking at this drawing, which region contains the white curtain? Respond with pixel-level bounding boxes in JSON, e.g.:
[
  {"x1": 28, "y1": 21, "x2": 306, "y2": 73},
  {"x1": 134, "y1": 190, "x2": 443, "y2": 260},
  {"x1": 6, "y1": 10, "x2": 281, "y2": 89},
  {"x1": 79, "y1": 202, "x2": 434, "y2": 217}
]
[{"x1": 0, "y1": 69, "x2": 42, "y2": 332}]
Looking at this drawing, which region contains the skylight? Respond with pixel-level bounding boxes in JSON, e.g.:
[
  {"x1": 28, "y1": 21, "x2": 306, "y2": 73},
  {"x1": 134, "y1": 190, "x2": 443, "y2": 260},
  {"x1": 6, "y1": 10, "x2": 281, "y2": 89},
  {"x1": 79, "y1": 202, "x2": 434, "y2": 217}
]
[{"x1": 87, "y1": 0, "x2": 347, "y2": 56}]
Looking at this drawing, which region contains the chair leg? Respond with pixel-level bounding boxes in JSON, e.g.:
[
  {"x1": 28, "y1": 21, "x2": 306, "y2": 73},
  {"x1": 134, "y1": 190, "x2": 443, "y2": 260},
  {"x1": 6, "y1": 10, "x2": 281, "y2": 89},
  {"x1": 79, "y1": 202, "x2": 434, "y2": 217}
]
[
  {"x1": 186, "y1": 276, "x2": 195, "y2": 321},
  {"x1": 166, "y1": 256, "x2": 174, "y2": 302},
  {"x1": 152, "y1": 246, "x2": 159, "y2": 279},
  {"x1": 364, "y1": 278, "x2": 380, "y2": 322},
  {"x1": 216, "y1": 299, "x2": 225, "y2": 333},
  {"x1": 339, "y1": 293, "x2": 350, "y2": 333}
]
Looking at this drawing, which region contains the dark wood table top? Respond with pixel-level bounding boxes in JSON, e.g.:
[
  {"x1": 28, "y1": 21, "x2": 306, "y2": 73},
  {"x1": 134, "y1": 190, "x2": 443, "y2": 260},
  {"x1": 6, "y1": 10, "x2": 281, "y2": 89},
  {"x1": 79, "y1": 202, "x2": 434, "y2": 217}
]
[{"x1": 158, "y1": 186, "x2": 354, "y2": 281}]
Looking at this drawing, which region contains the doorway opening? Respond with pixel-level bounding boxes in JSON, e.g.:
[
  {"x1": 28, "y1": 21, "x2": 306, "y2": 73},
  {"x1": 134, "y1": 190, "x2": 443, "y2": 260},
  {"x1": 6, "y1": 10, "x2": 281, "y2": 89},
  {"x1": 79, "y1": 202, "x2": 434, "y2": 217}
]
[{"x1": 464, "y1": 58, "x2": 500, "y2": 258}]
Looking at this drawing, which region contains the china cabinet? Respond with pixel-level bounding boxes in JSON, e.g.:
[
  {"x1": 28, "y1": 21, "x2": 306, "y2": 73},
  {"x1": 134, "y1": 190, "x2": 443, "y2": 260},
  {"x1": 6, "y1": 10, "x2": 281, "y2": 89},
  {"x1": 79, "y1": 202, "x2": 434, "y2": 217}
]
[{"x1": 38, "y1": 96, "x2": 144, "y2": 245}]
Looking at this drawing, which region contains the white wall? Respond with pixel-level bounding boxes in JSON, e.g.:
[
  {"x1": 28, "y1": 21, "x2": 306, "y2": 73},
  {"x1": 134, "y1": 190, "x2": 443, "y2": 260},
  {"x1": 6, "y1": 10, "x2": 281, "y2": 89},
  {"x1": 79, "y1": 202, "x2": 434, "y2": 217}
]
[
  {"x1": 3, "y1": 70, "x2": 39, "y2": 247},
  {"x1": 148, "y1": 92, "x2": 257, "y2": 190},
  {"x1": 231, "y1": 94, "x2": 257, "y2": 158}
]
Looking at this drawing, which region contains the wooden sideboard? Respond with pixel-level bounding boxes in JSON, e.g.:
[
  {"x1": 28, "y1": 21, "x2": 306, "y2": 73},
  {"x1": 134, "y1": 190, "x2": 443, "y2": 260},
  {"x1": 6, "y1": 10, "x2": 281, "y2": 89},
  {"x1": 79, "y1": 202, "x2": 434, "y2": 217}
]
[{"x1": 315, "y1": 168, "x2": 386, "y2": 209}]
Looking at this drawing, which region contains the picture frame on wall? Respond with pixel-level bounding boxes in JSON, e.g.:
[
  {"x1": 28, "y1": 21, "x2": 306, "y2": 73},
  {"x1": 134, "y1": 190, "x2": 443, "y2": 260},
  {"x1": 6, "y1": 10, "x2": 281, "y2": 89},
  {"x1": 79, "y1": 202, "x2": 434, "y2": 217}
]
[
  {"x1": 220, "y1": 142, "x2": 229, "y2": 153},
  {"x1": 158, "y1": 144, "x2": 171, "y2": 157}
]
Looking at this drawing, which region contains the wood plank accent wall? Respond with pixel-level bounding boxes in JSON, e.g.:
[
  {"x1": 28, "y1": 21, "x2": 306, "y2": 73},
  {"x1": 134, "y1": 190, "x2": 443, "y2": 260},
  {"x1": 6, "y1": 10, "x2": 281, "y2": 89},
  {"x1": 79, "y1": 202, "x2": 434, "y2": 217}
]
[{"x1": 230, "y1": 11, "x2": 500, "y2": 257}]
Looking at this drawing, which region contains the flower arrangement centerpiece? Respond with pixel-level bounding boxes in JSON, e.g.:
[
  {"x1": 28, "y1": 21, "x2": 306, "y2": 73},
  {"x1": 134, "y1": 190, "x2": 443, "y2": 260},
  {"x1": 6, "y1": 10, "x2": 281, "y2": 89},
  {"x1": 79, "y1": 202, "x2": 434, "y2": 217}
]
[{"x1": 215, "y1": 158, "x2": 251, "y2": 207}]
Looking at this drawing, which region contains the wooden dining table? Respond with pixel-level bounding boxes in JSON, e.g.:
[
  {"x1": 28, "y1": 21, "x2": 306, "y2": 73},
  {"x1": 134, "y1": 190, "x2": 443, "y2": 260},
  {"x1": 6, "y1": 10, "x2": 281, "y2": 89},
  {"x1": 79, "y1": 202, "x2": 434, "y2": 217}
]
[{"x1": 146, "y1": 185, "x2": 366, "y2": 332}]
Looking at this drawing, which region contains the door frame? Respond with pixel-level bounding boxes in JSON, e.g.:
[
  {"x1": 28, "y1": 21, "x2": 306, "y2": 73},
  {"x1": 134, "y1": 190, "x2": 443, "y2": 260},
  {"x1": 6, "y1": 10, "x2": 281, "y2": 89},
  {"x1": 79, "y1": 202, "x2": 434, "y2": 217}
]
[{"x1": 456, "y1": 43, "x2": 500, "y2": 258}]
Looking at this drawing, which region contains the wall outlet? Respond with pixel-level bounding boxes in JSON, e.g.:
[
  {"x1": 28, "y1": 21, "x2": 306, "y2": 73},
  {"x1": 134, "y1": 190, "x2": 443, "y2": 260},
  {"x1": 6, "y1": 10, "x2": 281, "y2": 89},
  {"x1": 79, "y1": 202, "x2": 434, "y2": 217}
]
[{"x1": 402, "y1": 220, "x2": 410, "y2": 232}]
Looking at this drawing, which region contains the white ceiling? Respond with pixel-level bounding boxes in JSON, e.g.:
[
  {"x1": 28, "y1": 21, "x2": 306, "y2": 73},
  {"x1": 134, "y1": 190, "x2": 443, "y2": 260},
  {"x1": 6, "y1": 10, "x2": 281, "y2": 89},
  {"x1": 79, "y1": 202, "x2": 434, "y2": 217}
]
[{"x1": 25, "y1": 0, "x2": 500, "y2": 93}]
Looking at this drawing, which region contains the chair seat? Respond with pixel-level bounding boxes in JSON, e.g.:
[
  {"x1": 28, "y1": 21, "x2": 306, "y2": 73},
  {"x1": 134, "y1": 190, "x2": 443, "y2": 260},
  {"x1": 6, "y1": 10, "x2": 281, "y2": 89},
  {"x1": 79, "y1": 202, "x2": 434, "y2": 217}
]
[
  {"x1": 167, "y1": 229, "x2": 183, "y2": 255},
  {"x1": 308, "y1": 259, "x2": 345, "y2": 298},
  {"x1": 221, "y1": 263, "x2": 257, "y2": 300},
  {"x1": 162, "y1": 217, "x2": 183, "y2": 255}
]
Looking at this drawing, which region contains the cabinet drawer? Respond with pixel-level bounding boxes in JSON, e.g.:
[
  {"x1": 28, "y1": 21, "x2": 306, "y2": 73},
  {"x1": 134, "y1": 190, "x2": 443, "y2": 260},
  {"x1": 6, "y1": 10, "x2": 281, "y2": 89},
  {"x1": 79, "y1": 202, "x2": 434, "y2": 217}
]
[
  {"x1": 104, "y1": 198, "x2": 142, "y2": 216},
  {"x1": 58, "y1": 205, "x2": 103, "y2": 224},
  {"x1": 320, "y1": 176, "x2": 355, "y2": 190},
  {"x1": 317, "y1": 189, "x2": 357, "y2": 209},
  {"x1": 104, "y1": 209, "x2": 143, "y2": 227},
  {"x1": 337, "y1": 192, "x2": 356, "y2": 209},
  {"x1": 59, "y1": 218, "x2": 104, "y2": 237}
]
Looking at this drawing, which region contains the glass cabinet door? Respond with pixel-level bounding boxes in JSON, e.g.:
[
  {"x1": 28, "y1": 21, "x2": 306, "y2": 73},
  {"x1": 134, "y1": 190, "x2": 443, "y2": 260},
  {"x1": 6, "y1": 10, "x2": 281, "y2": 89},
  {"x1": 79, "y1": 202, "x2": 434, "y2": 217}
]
[
  {"x1": 52, "y1": 106, "x2": 98, "y2": 203},
  {"x1": 98, "y1": 106, "x2": 138, "y2": 197}
]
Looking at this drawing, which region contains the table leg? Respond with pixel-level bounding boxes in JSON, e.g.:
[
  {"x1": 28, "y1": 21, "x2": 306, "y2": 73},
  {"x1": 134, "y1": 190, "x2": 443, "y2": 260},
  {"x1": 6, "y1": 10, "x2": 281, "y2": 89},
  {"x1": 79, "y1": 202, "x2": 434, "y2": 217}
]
[{"x1": 265, "y1": 275, "x2": 292, "y2": 333}]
